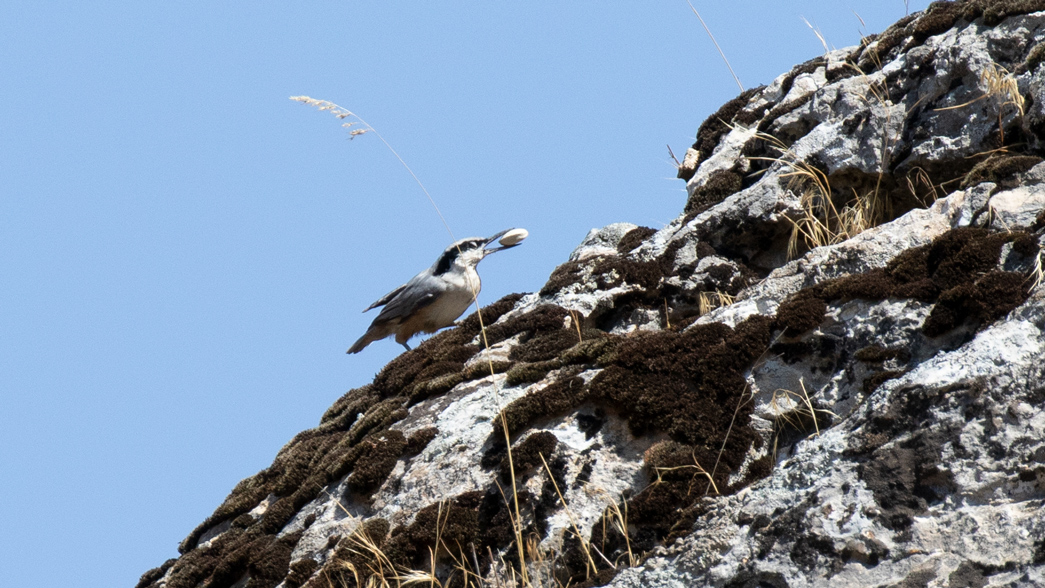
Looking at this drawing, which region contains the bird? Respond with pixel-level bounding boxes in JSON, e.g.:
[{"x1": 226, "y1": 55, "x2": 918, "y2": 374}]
[{"x1": 347, "y1": 229, "x2": 525, "y2": 354}]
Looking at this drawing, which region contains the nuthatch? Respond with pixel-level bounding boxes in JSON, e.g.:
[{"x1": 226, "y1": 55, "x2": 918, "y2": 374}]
[{"x1": 347, "y1": 228, "x2": 527, "y2": 354}]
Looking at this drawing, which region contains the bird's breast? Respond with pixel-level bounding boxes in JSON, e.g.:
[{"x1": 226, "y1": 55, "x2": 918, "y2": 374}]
[{"x1": 422, "y1": 270, "x2": 481, "y2": 330}]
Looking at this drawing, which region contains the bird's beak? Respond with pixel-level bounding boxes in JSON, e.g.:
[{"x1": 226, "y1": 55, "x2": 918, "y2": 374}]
[{"x1": 482, "y1": 229, "x2": 516, "y2": 254}]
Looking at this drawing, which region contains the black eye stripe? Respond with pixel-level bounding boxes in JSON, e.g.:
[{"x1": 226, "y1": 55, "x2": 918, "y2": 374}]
[
  {"x1": 433, "y1": 239, "x2": 485, "y2": 275},
  {"x1": 434, "y1": 248, "x2": 458, "y2": 275}
]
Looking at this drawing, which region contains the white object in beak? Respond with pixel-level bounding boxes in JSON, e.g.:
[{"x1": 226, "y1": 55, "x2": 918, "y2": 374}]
[{"x1": 499, "y1": 228, "x2": 529, "y2": 247}]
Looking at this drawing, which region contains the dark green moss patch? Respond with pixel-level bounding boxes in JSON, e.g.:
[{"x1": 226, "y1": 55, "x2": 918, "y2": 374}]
[
  {"x1": 540, "y1": 260, "x2": 588, "y2": 296},
  {"x1": 617, "y1": 226, "x2": 657, "y2": 255},
  {"x1": 160, "y1": 526, "x2": 305, "y2": 588},
  {"x1": 856, "y1": 13, "x2": 918, "y2": 72},
  {"x1": 404, "y1": 427, "x2": 438, "y2": 456},
  {"x1": 307, "y1": 520, "x2": 392, "y2": 588},
  {"x1": 503, "y1": 359, "x2": 560, "y2": 386},
  {"x1": 484, "y1": 304, "x2": 569, "y2": 345},
  {"x1": 775, "y1": 227, "x2": 1037, "y2": 338},
  {"x1": 855, "y1": 344, "x2": 912, "y2": 364},
  {"x1": 284, "y1": 558, "x2": 318, "y2": 588},
  {"x1": 136, "y1": 559, "x2": 176, "y2": 588},
  {"x1": 922, "y1": 270, "x2": 1028, "y2": 336},
  {"x1": 510, "y1": 329, "x2": 581, "y2": 362},
  {"x1": 360, "y1": 489, "x2": 526, "y2": 582},
  {"x1": 496, "y1": 375, "x2": 590, "y2": 437},
  {"x1": 961, "y1": 154, "x2": 1044, "y2": 190},
  {"x1": 863, "y1": 370, "x2": 908, "y2": 394},
  {"x1": 499, "y1": 431, "x2": 559, "y2": 479},
  {"x1": 534, "y1": 454, "x2": 570, "y2": 537},
  {"x1": 853, "y1": 0, "x2": 1045, "y2": 75},
  {"x1": 384, "y1": 493, "x2": 483, "y2": 567},
  {"x1": 482, "y1": 318, "x2": 777, "y2": 573},
  {"x1": 684, "y1": 169, "x2": 744, "y2": 216},
  {"x1": 1026, "y1": 41, "x2": 1045, "y2": 72},
  {"x1": 774, "y1": 291, "x2": 827, "y2": 336},
  {"x1": 688, "y1": 86, "x2": 766, "y2": 171},
  {"x1": 346, "y1": 430, "x2": 408, "y2": 498}
]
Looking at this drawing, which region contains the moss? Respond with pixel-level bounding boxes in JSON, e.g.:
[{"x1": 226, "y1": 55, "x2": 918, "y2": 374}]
[
  {"x1": 855, "y1": 345, "x2": 912, "y2": 364},
  {"x1": 244, "y1": 531, "x2": 302, "y2": 588},
  {"x1": 688, "y1": 86, "x2": 766, "y2": 169},
  {"x1": 534, "y1": 454, "x2": 569, "y2": 536},
  {"x1": 346, "y1": 430, "x2": 408, "y2": 498},
  {"x1": 136, "y1": 559, "x2": 176, "y2": 588},
  {"x1": 308, "y1": 520, "x2": 393, "y2": 588},
  {"x1": 371, "y1": 341, "x2": 478, "y2": 399},
  {"x1": 499, "y1": 431, "x2": 558, "y2": 479},
  {"x1": 684, "y1": 170, "x2": 744, "y2": 216},
  {"x1": 583, "y1": 318, "x2": 771, "y2": 469},
  {"x1": 484, "y1": 304, "x2": 570, "y2": 345},
  {"x1": 864, "y1": 370, "x2": 907, "y2": 394},
  {"x1": 505, "y1": 359, "x2": 562, "y2": 386},
  {"x1": 590, "y1": 257, "x2": 663, "y2": 291},
  {"x1": 911, "y1": 1, "x2": 965, "y2": 41},
  {"x1": 346, "y1": 398, "x2": 408, "y2": 445},
  {"x1": 617, "y1": 226, "x2": 657, "y2": 255},
  {"x1": 757, "y1": 92, "x2": 815, "y2": 135},
  {"x1": 774, "y1": 291, "x2": 827, "y2": 336},
  {"x1": 570, "y1": 565, "x2": 621, "y2": 588},
  {"x1": 409, "y1": 371, "x2": 468, "y2": 404},
  {"x1": 643, "y1": 440, "x2": 698, "y2": 477},
  {"x1": 320, "y1": 385, "x2": 378, "y2": 427},
  {"x1": 404, "y1": 427, "x2": 438, "y2": 456},
  {"x1": 973, "y1": 0, "x2": 1045, "y2": 26},
  {"x1": 450, "y1": 293, "x2": 525, "y2": 339},
  {"x1": 540, "y1": 260, "x2": 588, "y2": 296},
  {"x1": 795, "y1": 228, "x2": 1037, "y2": 338},
  {"x1": 165, "y1": 525, "x2": 305, "y2": 588},
  {"x1": 510, "y1": 329, "x2": 581, "y2": 362},
  {"x1": 1014, "y1": 233, "x2": 1040, "y2": 256},
  {"x1": 961, "y1": 155, "x2": 1044, "y2": 189},
  {"x1": 857, "y1": 14, "x2": 918, "y2": 72},
  {"x1": 461, "y1": 359, "x2": 513, "y2": 380},
  {"x1": 284, "y1": 558, "x2": 319, "y2": 588},
  {"x1": 923, "y1": 271, "x2": 1028, "y2": 336},
  {"x1": 558, "y1": 335, "x2": 616, "y2": 365},
  {"x1": 362, "y1": 517, "x2": 391, "y2": 544},
  {"x1": 1026, "y1": 41, "x2": 1045, "y2": 72},
  {"x1": 496, "y1": 375, "x2": 590, "y2": 437},
  {"x1": 383, "y1": 494, "x2": 482, "y2": 568}
]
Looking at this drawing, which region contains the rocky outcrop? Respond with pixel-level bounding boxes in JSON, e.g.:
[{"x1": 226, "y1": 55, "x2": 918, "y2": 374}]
[{"x1": 140, "y1": 3, "x2": 1045, "y2": 587}]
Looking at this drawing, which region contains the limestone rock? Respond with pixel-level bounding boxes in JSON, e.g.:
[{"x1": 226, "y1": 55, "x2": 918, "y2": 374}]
[{"x1": 139, "y1": 5, "x2": 1045, "y2": 588}]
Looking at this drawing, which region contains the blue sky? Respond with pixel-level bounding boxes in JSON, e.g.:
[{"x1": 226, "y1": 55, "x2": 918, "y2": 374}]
[{"x1": 1, "y1": 2, "x2": 928, "y2": 585}]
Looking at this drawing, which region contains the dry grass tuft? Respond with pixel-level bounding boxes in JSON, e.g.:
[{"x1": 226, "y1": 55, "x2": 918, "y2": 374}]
[
  {"x1": 698, "y1": 291, "x2": 735, "y2": 316},
  {"x1": 747, "y1": 131, "x2": 885, "y2": 258},
  {"x1": 769, "y1": 379, "x2": 835, "y2": 439},
  {"x1": 1028, "y1": 248, "x2": 1045, "y2": 292},
  {"x1": 933, "y1": 63, "x2": 1025, "y2": 142},
  {"x1": 652, "y1": 452, "x2": 720, "y2": 497}
]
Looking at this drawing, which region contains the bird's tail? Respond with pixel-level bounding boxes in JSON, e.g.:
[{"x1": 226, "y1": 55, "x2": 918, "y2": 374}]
[{"x1": 346, "y1": 333, "x2": 373, "y2": 354}]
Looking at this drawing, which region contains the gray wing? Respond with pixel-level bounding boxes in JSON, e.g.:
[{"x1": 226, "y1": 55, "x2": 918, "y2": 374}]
[
  {"x1": 363, "y1": 284, "x2": 408, "y2": 312},
  {"x1": 372, "y1": 284, "x2": 438, "y2": 324}
]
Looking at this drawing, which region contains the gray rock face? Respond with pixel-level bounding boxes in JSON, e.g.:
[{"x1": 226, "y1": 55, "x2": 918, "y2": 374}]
[{"x1": 139, "y1": 5, "x2": 1045, "y2": 588}]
